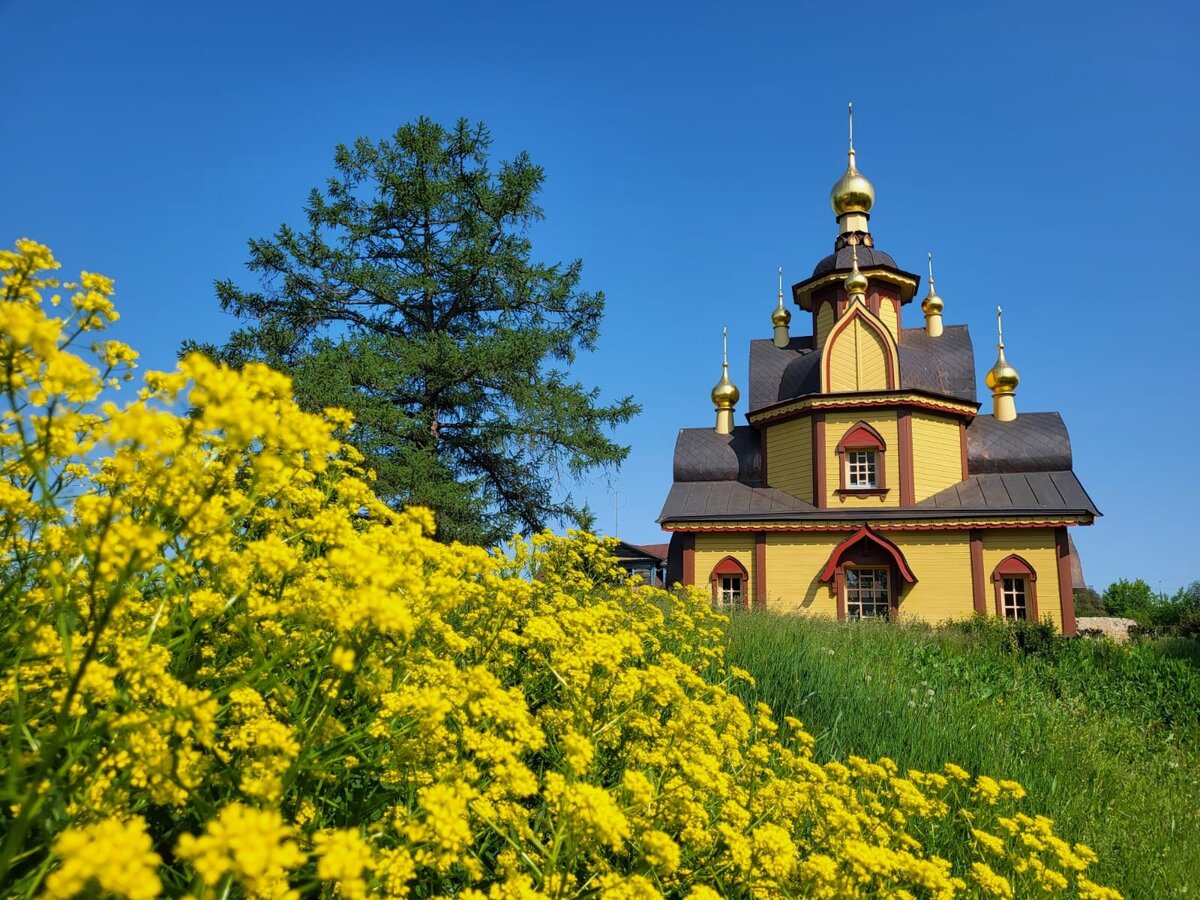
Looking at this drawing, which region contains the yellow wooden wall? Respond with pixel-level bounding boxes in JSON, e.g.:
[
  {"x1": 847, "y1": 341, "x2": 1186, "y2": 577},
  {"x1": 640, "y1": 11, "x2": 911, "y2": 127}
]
[
  {"x1": 888, "y1": 532, "x2": 975, "y2": 624},
  {"x1": 694, "y1": 533, "x2": 757, "y2": 603},
  {"x1": 816, "y1": 303, "x2": 835, "y2": 347},
  {"x1": 911, "y1": 412, "x2": 963, "y2": 501},
  {"x1": 877, "y1": 298, "x2": 899, "y2": 342},
  {"x1": 764, "y1": 418, "x2": 813, "y2": 502},
  {"x1": 827, "y1": 316, "x2": 891, "y2": 393},
  {"x1": 981, "y1": 530, "x2": 1062, "y2": 629},
  {"x1": 824, "y1": 411, "x2": 900, "y2": 508},
  {"x1": 763, "y1": 534, "x2": 837, "y2": 615}
]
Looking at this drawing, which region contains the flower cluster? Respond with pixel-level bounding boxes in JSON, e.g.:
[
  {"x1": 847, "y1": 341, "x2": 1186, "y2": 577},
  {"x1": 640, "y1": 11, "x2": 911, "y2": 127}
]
[{"x1": 0, "y1": 240, "x2": 1120, "y2": 897}]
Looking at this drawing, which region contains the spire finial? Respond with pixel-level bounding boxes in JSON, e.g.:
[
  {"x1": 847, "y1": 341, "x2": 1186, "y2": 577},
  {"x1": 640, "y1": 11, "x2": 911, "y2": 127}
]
[
  {"x1": 771, "y1": 266, "x2": 792, "y2": 344},
  {"x1": 848, "y1": 101, "x2": 855, "y2": 154},
  {"x1": 987, "y1": 306, "x2": 1019, "y2": 421},
  {"x1": 921, "y1": 251, "x2": 944, "y2": 335},
  {"x1": 711, "y1": 326, "x2": 740, "y2": 432},
  {"x1": 778, "y1": 266, "x2": 784, "y2": 304},
  {"x1": 996, "y1": 305, "x2": 1004, "y2": 348},
  {"x1": 831, "y1": 102, "x2": 874, "y2": 226}
]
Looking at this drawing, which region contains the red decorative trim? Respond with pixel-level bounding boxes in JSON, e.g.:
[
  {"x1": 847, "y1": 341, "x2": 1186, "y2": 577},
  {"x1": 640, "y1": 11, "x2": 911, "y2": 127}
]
[
  {"x1": 682, "y1": 534, "x2": 695, "y2": 585},
  {"x1": 991, "y1": 554, "x2": 1039, "y2": 621},
  {"x1": 821, "y1": 305, "x2": 899, "y2": 392},
  {"x1": 1056, "y1": 528, "x2": 1077, "y2": 636},
  {"x1": 969, "y1": 529, "x2": 986, "y2": 615},
  {"x1": 754, "y1": 532, "x2": 767, "y2": 609},
  {"x1": 747, "y1": 392, "x2": 978, "y2": 427},
  {"x1": 835, "y1": 421, "x2": 886, "y2": 452},
  {"x1": 898, "y1": 411, "x2": 915, "y2": 507},
  {"x1": 813, "y1": 414, "x2": 827, "y2": 509},
  {"x1": 661, "y1": 518, "x2": 1092, "y2": 533},
  {"x1": 960, "y1": 421, "x2": 969, "y2": 479},
  {"x1": 819, "y1": 526, "x2": 916, "y2": 584}
]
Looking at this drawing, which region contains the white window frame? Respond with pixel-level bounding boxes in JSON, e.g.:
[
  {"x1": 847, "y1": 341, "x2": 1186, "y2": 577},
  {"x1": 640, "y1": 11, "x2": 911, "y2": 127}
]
[
  {"x1": 845, "y1": 566, "x2": 890, "y2": 620},
  {"x1": 847, "y1": 449, "x2": 878, "y2": 489},
  {"x1": 1001, "y1": 576, "x2": 1028, "y2": 620}
]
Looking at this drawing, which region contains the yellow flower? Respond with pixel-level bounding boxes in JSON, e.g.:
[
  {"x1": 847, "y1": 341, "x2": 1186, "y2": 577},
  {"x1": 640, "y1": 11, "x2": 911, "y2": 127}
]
[{"x1": 44, "y1": 817, "x2": 161, "y2": 900}]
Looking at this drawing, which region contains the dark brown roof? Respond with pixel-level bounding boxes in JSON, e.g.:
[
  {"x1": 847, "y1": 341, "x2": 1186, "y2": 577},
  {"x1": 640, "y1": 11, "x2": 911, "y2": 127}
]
[
  {"x1": 811, "y1": 245, "x2": 899, "y2": 277},
  {"x1": 913, "y1": 471, "x2": 1100, "y2": 517},
  {"x1": 747, "y1": 325, "x2": 977, "y2": 412},
  {"x1": 635, "y1": 542, "x2": 670, "y2": 560},
  {"x1": 898, "y1": 326, "x2": 977, "y2": 402},
  {"x1": 673, "y1": 426, "x2": 761, "y2": 483},
  {"x1": 657, "y1": 481, "x2": 816, "y2": 523},
  {"x1": 966, "y1": 413, "x2": 1072, "y2": 473}
]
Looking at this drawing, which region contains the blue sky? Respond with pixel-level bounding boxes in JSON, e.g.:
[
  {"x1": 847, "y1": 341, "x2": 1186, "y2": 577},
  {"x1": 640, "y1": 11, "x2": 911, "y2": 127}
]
[{"x1": 5, "y1": 0, "x2": 1198, "y2": 594}]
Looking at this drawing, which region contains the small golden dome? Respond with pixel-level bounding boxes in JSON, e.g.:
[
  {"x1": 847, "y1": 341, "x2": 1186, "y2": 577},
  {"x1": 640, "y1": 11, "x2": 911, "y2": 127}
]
[
  {"x1": 712, "y1": 367, "x2": 740, "y2": 409},
  {"x1": 830, "y1": 150, "x2": 875, "y2": 216},
  {"x1": 986, "y1": 345, "x2": 1020, "y2": 394},
  {"x1": 844, "y1": 245, "x2": 868, "y2": 296},
  {"x1": 771, "y1": 303, "x2": 792, "y2": 327},
  {"x1": 921, "y1": 287, "x2": 944, "y2": 315}
]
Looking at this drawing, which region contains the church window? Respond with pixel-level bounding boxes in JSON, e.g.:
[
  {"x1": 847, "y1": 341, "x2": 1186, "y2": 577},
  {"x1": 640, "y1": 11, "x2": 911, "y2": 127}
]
[
  {"x1": 848, "y1": 449, "x2": 877, "y2": 488},
  {"x1": 836, "y1": 421, "x2": 887, "y2": 494},
  {"x1": 1001, "y1": 577, "x2": 1028, "y2": 619},
  {"x1": 846, "y1": 566, "x2": 890, "y2": 619},
  {"x1": 992, "y1": 555, "x2": 1039, "y2": 621},
  {"x1": 709, "y1": 556, "x2": 749, "y2": 611},
  {"x1": 718, "y1": 575, "x2": 743, "y2": 610}
]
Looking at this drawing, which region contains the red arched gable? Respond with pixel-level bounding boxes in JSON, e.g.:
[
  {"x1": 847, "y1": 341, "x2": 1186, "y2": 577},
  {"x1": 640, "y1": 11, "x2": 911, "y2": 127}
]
[
  {"x1": 819, "y1": 526, "x2": 916, "y2": 584},
  {"x1": 709, "y1": 556, "x2": 748, "y2": 580},
  {"x1": 992, "y1": 554, "x2": 1037, "y2": 582},
  {"x1": 836, "y1": 421, "x2": 886, "y2": 452}
]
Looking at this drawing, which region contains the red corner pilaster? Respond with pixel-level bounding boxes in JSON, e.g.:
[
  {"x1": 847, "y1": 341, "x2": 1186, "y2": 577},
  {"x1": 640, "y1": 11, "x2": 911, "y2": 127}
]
[
  {"x1": 813, "y1": 413, "x2": 827, "y2": 508},
  {"x1": 682, "y1": 533, "x2": 696, "y2": 586},
  {"x1": 969, "y1": 529, "x2": 986, "y2": 615},
  {"x1": 754, "y1": 531, "x2": 767, "y2": 609},
  {"x1": 1056, "y1": 527, "x2": 1077, "y2": 636},
  {"x1": 898, "y1": 410, "x2": 915, "y2": 507}
]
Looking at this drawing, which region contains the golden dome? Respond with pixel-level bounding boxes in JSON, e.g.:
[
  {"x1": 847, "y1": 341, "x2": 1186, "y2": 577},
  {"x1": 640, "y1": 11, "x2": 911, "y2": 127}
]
[
  {"x1": 844, "y1": 244, "x2": 868, "y2": 296},
  {"x1": 771, "y1": 303, "x2": 792, "y2": 327},
  {"x1": 711, "y1": 367, "x2": 740, "y2": 409},
  {"x1": 830, "y1": 150, "x2": 876, "y2": 217},
  {"x1": 986, "y1": 345, "x2": 1020, "y2": 394},
  {"x1": 922, "y1": 252, "x2": 943, "y2": 314},
  {"x1": 921, "y1": 287, "x2": 944, "y2": 315}
]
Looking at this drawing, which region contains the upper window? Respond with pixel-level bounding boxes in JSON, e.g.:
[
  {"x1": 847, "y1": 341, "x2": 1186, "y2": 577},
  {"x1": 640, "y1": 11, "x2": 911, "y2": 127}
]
[
  {"x1": 992, "y1": 555, "x2": 1039, "y2": 621},
  {"x1": 836, "y1": 422, "x2": 887, "y2": 494},
  {"x1": 847, "y1": 449, "x2": 877, "y2": 488}
]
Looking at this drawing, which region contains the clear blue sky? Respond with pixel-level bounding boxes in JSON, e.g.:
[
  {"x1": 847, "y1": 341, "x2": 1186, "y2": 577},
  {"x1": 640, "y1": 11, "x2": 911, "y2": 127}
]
[{"x1": 5, "y1": 0, "x2": 1198, "y2": 594}]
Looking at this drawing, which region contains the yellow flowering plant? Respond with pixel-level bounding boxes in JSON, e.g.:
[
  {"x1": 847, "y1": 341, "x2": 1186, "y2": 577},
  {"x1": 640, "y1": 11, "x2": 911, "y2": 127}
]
[{"x1": 0, "y1": 240, "x2": 1121, "y2": 898}]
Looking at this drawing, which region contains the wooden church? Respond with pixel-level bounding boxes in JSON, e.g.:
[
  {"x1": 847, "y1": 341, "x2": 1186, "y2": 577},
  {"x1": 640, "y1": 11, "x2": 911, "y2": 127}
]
[{"x1": 658, "y1": 109, "x2": 1098, "y2": 634}]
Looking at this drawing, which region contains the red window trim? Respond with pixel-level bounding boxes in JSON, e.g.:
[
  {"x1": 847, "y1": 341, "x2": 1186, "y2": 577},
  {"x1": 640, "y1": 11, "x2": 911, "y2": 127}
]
[
  {"x1": 835, "y1": 421, "x2": 888, "y2": 496},
  {"x1": 991, "y1": 554, "x2": 1039, "y2": 620}
]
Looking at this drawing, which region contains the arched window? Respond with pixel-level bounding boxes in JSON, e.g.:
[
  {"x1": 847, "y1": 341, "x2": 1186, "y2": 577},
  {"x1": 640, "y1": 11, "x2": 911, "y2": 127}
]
[
  {"x1": 709, "y1": 556, "x2": 748, "y2": 612},
  {"x1": 835, "y1": 421, "x2": 888, "y2": 496},
  {"x1": 992, "y1": 555, "x2": 1038, "y2": 621},
  {"x1": 819, "y1": 526, "x2": 915, "y2": 621}
]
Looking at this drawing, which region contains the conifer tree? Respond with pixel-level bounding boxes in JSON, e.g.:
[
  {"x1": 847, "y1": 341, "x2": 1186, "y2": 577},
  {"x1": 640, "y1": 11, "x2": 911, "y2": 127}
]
[{"x1": 191, "y1": 117, "x2": 638, "y2": 545}]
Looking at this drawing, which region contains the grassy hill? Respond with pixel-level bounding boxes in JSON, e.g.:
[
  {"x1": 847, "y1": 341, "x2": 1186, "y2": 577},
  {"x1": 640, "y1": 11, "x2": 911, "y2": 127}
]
[{"x1": 725, "y1": 614, "x2": 1200, "y2": 897}]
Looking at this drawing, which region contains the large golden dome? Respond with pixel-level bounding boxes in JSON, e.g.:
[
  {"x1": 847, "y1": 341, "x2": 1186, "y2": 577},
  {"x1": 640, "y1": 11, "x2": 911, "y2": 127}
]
[{"x1": 830, "y1": 149, "x2": 875, "y2": 216}]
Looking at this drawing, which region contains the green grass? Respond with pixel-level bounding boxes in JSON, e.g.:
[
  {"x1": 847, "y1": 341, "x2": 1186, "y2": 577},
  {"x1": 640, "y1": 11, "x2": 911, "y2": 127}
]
[{"x1": 725, "y1": 613, "x2": 1200, "y2": 897}]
